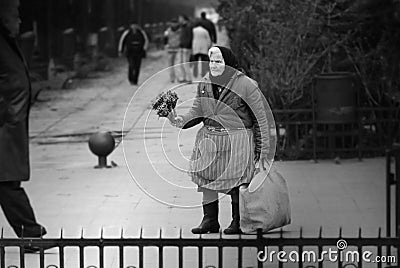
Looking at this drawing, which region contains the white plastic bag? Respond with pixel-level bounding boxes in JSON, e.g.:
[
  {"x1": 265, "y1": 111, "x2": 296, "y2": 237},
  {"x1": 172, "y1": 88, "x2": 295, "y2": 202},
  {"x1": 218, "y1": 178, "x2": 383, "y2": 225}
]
[{"x1": 239, "y1": 167, "x2": 291, "y2": 233}]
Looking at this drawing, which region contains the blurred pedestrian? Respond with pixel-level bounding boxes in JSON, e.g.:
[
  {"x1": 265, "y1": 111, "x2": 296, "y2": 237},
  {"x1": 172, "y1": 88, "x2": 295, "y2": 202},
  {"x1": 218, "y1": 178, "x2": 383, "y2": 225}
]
[
  {"x1": 0, "y1": 0, "x2": 53, "y2": 252},
  {"x1": 177, "y1": 14, "x2": 193, "y2": 83},
  {"x1": 164, "y1": 18, "x2": 181, "y2": 83},
  {"x1": 167, "y1": 46, "x2": 270, "y2": 234},
  {"x1": 192, "y1": 23, "x2": 212, "y2": 78},
  {"x1": 198, "y1": 11, "x2": 217, "y2": 44},
  {"x1": 118, "y1": 23, "x2": 149, "y2": 85}
]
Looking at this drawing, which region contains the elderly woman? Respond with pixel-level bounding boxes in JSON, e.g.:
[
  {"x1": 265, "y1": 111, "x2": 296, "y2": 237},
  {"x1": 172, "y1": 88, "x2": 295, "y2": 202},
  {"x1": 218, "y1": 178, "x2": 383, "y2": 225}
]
[{"x1": 168, "y1": 46, "x2": 270, "y2": 234}]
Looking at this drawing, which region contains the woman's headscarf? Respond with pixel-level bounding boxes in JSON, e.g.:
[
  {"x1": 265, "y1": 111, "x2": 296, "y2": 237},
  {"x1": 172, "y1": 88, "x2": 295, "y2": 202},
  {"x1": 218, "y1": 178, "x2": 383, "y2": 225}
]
[
  {"x1": 208, "y1": 46, "x2": 239, "y2": 98},
  {"x1": 209, "y1": 46, "x2": 238, "y2": 86}
]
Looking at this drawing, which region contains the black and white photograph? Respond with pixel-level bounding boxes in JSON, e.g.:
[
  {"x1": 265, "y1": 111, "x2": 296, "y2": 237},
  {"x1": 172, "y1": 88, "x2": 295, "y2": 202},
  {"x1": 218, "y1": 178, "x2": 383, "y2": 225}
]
[{"x1": 0, "y1": 0, "x2": 399, "y2": 267}]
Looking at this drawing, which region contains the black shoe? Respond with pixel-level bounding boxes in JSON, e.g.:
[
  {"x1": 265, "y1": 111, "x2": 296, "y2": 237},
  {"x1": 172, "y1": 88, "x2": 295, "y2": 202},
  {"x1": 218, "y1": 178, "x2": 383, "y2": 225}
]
[
  {"x1": 191, "y1": 218, "x2": 220, "y2": 234},
  {"x1": 191, "y1": 201, "x2": 220, "y2": 234},
  {"x1": 223, "y1": 219, "x2": 242, "y2": 234}
]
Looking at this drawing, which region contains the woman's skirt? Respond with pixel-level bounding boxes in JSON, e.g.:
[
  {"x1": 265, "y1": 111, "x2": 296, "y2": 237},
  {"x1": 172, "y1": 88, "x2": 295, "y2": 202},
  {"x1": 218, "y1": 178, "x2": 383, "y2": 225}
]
[{"x1": 189, "y1": 126, "x2": 256, "y2": 192}]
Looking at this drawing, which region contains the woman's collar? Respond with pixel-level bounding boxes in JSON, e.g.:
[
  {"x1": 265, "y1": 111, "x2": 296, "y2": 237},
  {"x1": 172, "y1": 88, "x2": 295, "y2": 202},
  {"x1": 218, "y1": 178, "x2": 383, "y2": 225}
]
[{"x1": 203, "y1": 69, "x2": 243, "y2": 82}]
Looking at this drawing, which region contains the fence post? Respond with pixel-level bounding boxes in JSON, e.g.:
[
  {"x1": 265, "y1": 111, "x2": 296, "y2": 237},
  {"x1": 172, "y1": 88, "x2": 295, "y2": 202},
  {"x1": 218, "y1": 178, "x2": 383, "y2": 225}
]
[
  {"x1": 386, "y1": 149, "x2": 393, "y2": 238},
  {"x1": 312, "y1": 78, "x2": 317, "y2": 162},
  {"x1": 395, "y1": 146, "x2": 400, "y2": 238},
  {"x1": 386, "y1": 144, "x2": 400, "y2": 256}
]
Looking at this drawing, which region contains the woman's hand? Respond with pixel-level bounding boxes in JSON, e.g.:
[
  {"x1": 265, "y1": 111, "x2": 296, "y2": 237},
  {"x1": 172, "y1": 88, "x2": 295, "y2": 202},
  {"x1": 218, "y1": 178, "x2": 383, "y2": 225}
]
[
  {"x1": 166, "y1": 110, "x2": 176, "y2": 122},
  {"x1": 167, "y1": 111, "x2": 183, "y2": 128}
]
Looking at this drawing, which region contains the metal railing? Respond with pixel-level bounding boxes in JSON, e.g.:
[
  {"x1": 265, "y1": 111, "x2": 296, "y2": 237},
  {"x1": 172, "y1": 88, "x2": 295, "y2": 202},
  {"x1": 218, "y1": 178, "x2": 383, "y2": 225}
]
[
  {"x1": 0, "y1": 228, "x2": 398, "y2": 268},
  {"x1": 386, "y1": 145, "x2": 400, "y2": 238},
  {"x1": 272, "y1": 106, "x2": 400, "y2": 160}
]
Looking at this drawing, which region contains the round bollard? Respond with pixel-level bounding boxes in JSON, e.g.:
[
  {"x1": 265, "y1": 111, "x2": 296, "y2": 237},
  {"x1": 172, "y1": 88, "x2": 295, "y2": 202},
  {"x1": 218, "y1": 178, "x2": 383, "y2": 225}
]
[{"x1": 88, "y1": 131, "x2": 115, "y2": 168}]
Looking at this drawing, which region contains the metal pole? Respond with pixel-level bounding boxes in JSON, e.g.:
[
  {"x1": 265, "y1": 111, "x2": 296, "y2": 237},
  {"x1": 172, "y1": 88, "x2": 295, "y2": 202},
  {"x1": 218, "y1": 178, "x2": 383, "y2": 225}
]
[
  {"x1": 386, "y1": 149, "x2": 392, "y2": 238},
  {"x1": 312, "y1": 78, "x2": 317, "y2": 162},
  {"x1": 395, "y1": 149, "x2": 400, "y2": 237}
]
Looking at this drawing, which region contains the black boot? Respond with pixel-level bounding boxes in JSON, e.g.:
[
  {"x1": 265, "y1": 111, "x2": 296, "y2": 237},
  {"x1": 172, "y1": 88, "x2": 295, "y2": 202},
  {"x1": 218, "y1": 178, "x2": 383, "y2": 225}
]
[
  {"x1": 223, "y1": 188, "x2": 242, "y2": 234},
  {"x1": 191, "y1": 200, "x2": 220, "y2": 234}
]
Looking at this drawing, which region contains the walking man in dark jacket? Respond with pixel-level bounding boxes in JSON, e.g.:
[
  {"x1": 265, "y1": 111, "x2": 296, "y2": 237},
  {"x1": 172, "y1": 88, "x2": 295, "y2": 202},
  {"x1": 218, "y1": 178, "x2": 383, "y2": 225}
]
[
  {"x1": 198, "y1": 12, "x2": 217, "y2": 44},
  {"x1": 0, "y1": 0, "x2": 50, "y2": 252},
  {"x1": 118, "y1": 23, "x2": 149, "y2": 85}
]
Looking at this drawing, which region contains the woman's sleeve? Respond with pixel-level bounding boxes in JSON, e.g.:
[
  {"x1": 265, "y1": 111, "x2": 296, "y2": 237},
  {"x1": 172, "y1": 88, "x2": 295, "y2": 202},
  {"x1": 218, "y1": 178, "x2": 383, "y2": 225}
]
[
  {"x1": 245, "y1": 81, "x2": 270, "y2": 156},
  {"x1": 179, "y1": 83, "x2": 204, "y2": 129}
]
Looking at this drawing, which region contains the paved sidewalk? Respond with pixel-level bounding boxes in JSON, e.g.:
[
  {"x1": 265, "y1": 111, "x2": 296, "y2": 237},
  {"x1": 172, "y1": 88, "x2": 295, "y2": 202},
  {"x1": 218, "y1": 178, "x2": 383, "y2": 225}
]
[{"x1": 0, "y1": 37, "x2": 391, "y2": 267}]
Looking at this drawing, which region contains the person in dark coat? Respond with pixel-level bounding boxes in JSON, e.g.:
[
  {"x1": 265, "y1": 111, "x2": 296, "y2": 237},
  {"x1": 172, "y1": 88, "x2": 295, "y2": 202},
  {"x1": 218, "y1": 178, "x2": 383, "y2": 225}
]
[
  {"x1": 118, "y1": 23, "x2": 149, "y2": 85},
  {"x1": 0, "y1": 0, "x2": 50, "y2": 252},
  {"x1": 198, "y1": 12, "x2": 217, "y2": 44}
]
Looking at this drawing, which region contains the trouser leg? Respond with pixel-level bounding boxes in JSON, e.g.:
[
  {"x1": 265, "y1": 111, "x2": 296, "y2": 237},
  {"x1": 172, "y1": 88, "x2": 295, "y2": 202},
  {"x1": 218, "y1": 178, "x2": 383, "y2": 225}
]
[
  {"x1": 131, "y1": 56, "x2": 142, "y2": 84},
  {"x1": 127, "y1": 57, "x2": 134, "y2": 83},
  {"x1": 0, "y1": 181, "x2": 46, "y2": 237},
  {"x1": 200, "y1": 54, "x2": 210, "y2": 76},
  {"x1": 192, "y1": 54, "x2": 200, "y2": 78},
  {"x1": 169, "y1": 51, "x2": 177, "y2": 82},
  {"x1": 183, "y1": 49, "x2": 193, "y2": 82},
  {"x1": 179, "y1": 48, "x2": 192, "y2": 82},
  {"x1": 178, "y1": 48, "x2": 186, "y2": 81}
]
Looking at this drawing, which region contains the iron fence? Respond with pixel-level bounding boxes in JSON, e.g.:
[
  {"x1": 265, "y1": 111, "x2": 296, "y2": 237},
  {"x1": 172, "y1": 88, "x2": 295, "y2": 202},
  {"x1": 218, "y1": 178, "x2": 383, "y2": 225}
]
[
  {"x1": 272, "y1": 107, "x2": 400, "y2": 160},
  {"x1": 386, "y1": 145, "x2": 400, "y2": 239},
  {"x1": 0, "y1": 228, "x2": 398, "y2": 268}
]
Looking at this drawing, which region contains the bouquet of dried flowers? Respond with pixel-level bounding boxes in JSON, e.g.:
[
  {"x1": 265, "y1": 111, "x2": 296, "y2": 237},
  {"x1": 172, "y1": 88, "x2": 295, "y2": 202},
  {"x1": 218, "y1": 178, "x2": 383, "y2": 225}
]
[{"x1": 151, "y1": 90, "x2": 179, "y2": 117}]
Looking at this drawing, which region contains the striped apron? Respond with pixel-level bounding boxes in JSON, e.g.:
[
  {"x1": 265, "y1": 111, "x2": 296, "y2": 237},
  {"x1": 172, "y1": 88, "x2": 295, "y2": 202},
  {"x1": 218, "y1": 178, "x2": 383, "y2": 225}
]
[{"x1": 189, "y1": 126, "x2": 256, "y2": 192}]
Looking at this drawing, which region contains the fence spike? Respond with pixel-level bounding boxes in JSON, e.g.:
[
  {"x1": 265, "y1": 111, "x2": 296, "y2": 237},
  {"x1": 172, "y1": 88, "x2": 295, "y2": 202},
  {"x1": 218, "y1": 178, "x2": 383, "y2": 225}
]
[
  {"x1": 101, "y1": 227, "x2": 104, "y2": 239},
  {"x1": 40, "y1": 226, "x2": 45, "y2": 238},
  {"x1": 81, "y1": 228, "x2": 84, "y2": 239},
  {"x1": 21, "y1": 225, "x2": 24, "y2": 239},
  {"x1": 339, "y1": 227, "x2": 342, "y2": 238},
  {"x1": 280, "y1": 227, "x2": 283, "y2": 238},
  {"x1": 179, "y1": 228, "x2": 182, "y2": 239},
  {"x1": 139, "y1": 226, "x2": 143, "y2": 239},
  {"x1": 60, "y1": 228, "x2": 64, "y2": 239},
  {"x1": 1, "y1": 227, "x2": 3, "y2": 239},
  {"x1": 121, "y1": 228, "x2": 124, "y2": 239},
  {"x1": 378, "y1": 227, "x2": 381, "y2": 238},
  {"x1": 300, "y1": 227, "x2": 303, "y2": 238},
  {"x1": 319, "y1": 226, "x2": 323, "y2": 238},
  {"x1": 257, "y1": 228, "x2": 263, "y2": 240},
  {"x1": 358, "y1": 227, "x2": 362, "y2": 238}
]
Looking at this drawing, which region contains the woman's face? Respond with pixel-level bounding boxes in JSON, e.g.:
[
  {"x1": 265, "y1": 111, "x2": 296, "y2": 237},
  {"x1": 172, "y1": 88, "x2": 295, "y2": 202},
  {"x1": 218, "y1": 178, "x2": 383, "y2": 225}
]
[{"x1": 209, "y1": 50, "x2": 225, "y2": 77}]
